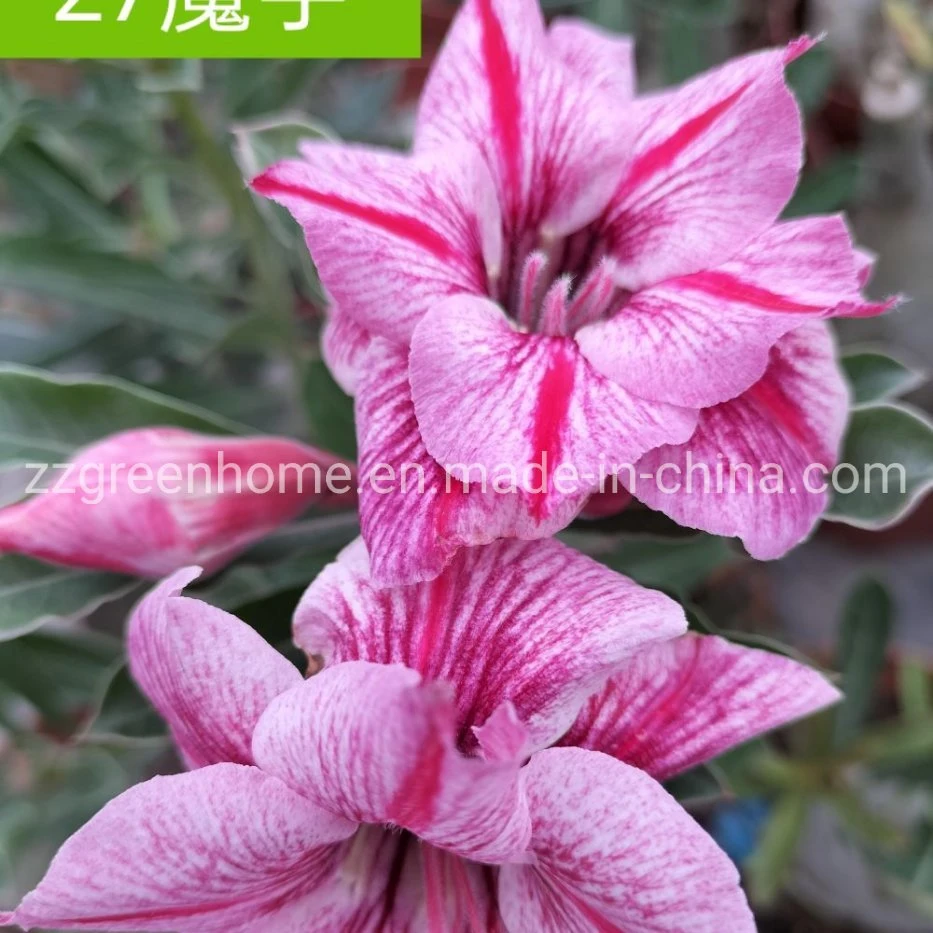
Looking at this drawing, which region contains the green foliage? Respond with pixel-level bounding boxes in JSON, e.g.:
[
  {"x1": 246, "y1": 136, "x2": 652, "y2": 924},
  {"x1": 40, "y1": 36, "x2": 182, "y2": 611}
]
[{"x1": 842, "y1": 347, "x2": 925, "y2": 405}]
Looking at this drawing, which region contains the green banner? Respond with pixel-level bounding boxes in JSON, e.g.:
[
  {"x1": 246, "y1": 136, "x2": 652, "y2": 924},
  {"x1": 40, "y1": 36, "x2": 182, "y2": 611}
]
[{"x1": 1, "y1": 0, "x2": 422, "y2": 58}]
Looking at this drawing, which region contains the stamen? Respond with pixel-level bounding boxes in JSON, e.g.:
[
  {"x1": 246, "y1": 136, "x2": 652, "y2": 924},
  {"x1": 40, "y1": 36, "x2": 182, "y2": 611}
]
[
  {"x1": 422, "y1": 844, "x2": 449, "y2": 933},
  {"x1": 538, "y1": 276, "x2": 573, "y2": 336},
  {"x1": 447, "y1": 852, "x2": 487, "y2": 933},
  {"x1": 565, "y1": 261, "x2": 619, "y2": 331},
  {"x1": 516, "y1": 251, "x2": 549, "y2": 331}
]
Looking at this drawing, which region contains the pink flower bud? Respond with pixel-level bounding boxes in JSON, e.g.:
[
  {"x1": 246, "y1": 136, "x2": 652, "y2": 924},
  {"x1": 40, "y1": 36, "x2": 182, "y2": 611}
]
[{"x1": 0, "y1": 428, "x2": 356, "y2": 578}]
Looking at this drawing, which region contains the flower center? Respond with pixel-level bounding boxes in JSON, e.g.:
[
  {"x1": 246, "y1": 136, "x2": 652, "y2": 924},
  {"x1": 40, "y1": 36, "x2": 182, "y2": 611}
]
[{"x1": 493, "y1": 229, "x2": 630, "y2": 337}]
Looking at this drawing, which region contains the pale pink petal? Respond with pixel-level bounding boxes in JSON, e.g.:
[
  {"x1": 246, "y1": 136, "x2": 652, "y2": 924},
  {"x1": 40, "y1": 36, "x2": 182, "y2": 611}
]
[
  {"x1": 409, "y1": 295, "x2": 697, "y2": 518},
  {"x1": 294, "y1": 536, "x2": 687, "y2": 752},
  {"x1": 355, "y1": 339, "x2": 586, "y2": 586},
  {"x1": 600, "y1": 44, "x2": 807, "y2": 290},
  {"x1": 629, "y1": 323, "x2": 849, "y2": 559},
  {"x1": 252, "y1": 145, "x2": 500, "y2": 345},
  {"x1": 561, "y1": 633, "x2": 841, "y2": 781},
  {"x1": 499, "y1": 748, "x2": 755, "y2": 933},
  {"x1": 416, "y1": 0, "x2": 630, "y2": 239},
  {"x1": 127, "y1": 568, "x2": 302, "y2": 769},
  {"x1": 578, "y1": 215, "x2": 873, "y2": 409},
  {"x1": 321, "y1": 306, "x2": 374, "y2": 396},
  {"x1": 549, "y1": 18, "x2": 636, "y2": 101},
  {"x1": 0, "y1": 429, "x2": 352, "y2": 579},
  {"x1": 252, "y1": 662, "x2": 531, "y2": 864},
  {"x1": 8, "y1": 764, "x2": 355, "y2": 932}
]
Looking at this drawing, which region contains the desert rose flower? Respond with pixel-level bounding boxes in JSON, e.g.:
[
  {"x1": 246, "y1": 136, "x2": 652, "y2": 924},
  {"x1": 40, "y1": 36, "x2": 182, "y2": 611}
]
[
  {"x1": 253, "y1": 0, "x2": 894, "y2": 585},
  {"x1": 5, "y1": 539, "x2": 840, "y2": 931},
  {"x1": 0, "y1": 428, "x2": 354, "y2": 578}
]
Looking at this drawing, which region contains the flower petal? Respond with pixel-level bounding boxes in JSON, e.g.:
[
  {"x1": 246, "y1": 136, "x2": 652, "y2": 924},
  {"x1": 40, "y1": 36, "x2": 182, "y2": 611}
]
[
  {"x1": 0, "y1": 429, "x2": 351, "y2": 579},
  {"x1": 252, "y1": 662, "x2": 531, "y2": 864},
  {"x1": 127, "y1": 568, "x2": 303, "y2": 769},
  {"x1": 321, "y1": 306, "x2": 374, "y2": 396},
  {"x1": 548, "y1": 18, "x2": 636, "y2": 102},
  {"x1": 499, "y1": 748, "x2": 755, "y2": 932},
  {"x1": 409, "y1": 295, "x2": 697, "y2": 518},
  {"x1": 629, "y1": 322, "x2": 849, "y2": 559},
  {"x1": 416, "y1": 0, "x2": 630, "y2": 238},
  {"x1": 561, "y1": 633, "x2": 841, "y2": 782},
  {"x1": 294, "y1": 537, "x2": 687, "y2": 752},
  {"x1": 252, "y1": 145, "x2": 500, "y2": 345},
  {"x1": 9, "y1": 764, "x2": 355, "y2": 932},
  {"x1": 578, "y1": 215, "x2": 873, "y2": 409},
  {"x1": 355, "y1": 338, "x2": 586, "y2": 586},
  {"x1": 600, "y1": 43, "x2": 807, "y2": 290}
]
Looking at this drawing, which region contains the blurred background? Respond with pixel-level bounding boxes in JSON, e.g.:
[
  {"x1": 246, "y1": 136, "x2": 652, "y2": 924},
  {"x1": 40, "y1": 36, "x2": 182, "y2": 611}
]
[{"x1": 1, "y1": 1, "x2": 933, "y2": 930}]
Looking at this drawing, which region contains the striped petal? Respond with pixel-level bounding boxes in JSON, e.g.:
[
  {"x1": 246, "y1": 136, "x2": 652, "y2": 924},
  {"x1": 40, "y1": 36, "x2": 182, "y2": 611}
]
[
  {"x1": 629, "y1": 323, "x2": 850, "y2": 559},
  {"x1": 600, "y1": 42, "x2": 810, "y2": 291},
  {"x1": 321, "y1": 306, "x2": 374, "y2": 396},
  {"x1": 409, "y1": 295, "x2": 697, "y2": 520},
  {"x1": 252, "y1": 662, "x2": 531, "y2": 864},
  {"x1": 561, "y1": 633, "x2": 841, "y2": 781},
  {"x1": 578, "y1": 216, "x2": 880, "y2": 409},
  {"x1": 253, "y1": 144, "x2": 501, "y2": 345},
  {"x1": 499, "y1": 748, "x2": 755, "y2": 933},
  {"x1": 355, "y1": 338, "x2": 586, "y2": 586},
  {"x1": 416, "y1": 0, "x2": 629, "y2": 240},
  {"x1": 549, "y1": 18, "x2": 636, "y2": 102},
  {"x1": 293, "y1": 537, "x2": 687, "y2": 753},
  {"x1": 8, "y1": 764, "x2": 354, "y2": 932},
  {"x1": 127, "y1": 568, "x2": 302, "y2": 769}
]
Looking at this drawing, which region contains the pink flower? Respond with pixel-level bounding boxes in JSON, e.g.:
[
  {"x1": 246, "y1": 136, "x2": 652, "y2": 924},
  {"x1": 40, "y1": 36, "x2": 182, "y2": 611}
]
[
  {"x1": 0, "y1": 428, "x2": 355, "y2": 578},
  {"x1": 6, "y1": 539, "x2": 840, "y2": 931},
  {"x1": 253, "y1": 0, "x2": 894, "y2": 585}
]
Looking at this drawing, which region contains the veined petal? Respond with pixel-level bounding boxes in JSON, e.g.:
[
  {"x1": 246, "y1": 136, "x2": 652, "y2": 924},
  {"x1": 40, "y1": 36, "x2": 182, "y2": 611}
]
[
  {"x1": 252, "y1": 144, "x2": 501, "y2": 345},
  {"x1": 127, "y1": 569, "x2": 302, "y2": 769},
  {"x1": 629, "y1": 323, "x2": 849, "y2": 559},
  {"x1": 499, "y1": 748, "x2": 755, "y2": 933},
  {"x1": 579, "y1": 216, "x2": 874, "y2": 409},
  {"x1": 294, "y1": 537, "x2": 687, "y2": 752},
  {"x1": 252, "y1": 662, "x2": 531, "y2": 864},
  {"x1": 8, "y1": 764, "x2": 355, "y2": 932},
  {"x1": 355, "y1": 339, "x2": 586, "y2": 586},
  {"x1": 409, "y1": 295, "x2": 697, "y2": 519},
  {"x1": 0, "y1": 429, "x2": 350, "y2": 579},
  {"x1": 321, "y1": 307, "x2": 374, "y2": 396},
  {"x1": 561, "y1": 633, "x2": 841, "y2": 781},
  {"x1": 549, "y1": 18, "x2": 636, "y2": 102},
  {"x1": 601, "y1": 43, "x2": 808, "y2": 290},
  {"x1": 416, "y1": 0, "x2": 630, "y2": 239}
]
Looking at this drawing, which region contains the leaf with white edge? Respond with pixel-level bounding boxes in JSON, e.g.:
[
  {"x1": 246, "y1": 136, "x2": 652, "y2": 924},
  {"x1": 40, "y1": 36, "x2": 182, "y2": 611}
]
[
  {"x1": 232, "y1": 113, "x2": 336, "y2": 178},
  {"x1": 827, "y1": 403, "x2": 933, "y2": 528},
  {"x1": 0, "y1": 555, "x2": 139, "y2": 643},
  {"x1": 842, "y1": 348, "x2": 925, "y2": 405},
  {"x1": 0, "y1": 364, "x2": 249, "y2": 467}
]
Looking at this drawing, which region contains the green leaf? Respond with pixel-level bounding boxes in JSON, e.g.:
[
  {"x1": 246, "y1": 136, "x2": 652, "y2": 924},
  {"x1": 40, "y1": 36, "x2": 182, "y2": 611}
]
[
  {"x1": 0, "y1": 364, "x2": 249, "y2": 467},
  {"x1": 665, "y1": 763, "x2": 730, "y2": 805},
  {"x1": 303, "y1": 359, "x2": 357, "y2": 461},
  {"x1": 786, "y1": 44, "x2": 835, "y2": 114},
  {"x1": 81, "y1": 663, "x2": 167, "y2": 747},
  {"x1": 827, "y1": 403, "x2": 933, "y2": 528},
  {"x1": 842, "y1": 348, "x2": 925, "y2": 405},
  {"x1": 0, "y1": 237, "x2": 229, "y2": 340},
  {"x1": 833, "y1": 578, "x2": 893, "y2": 749},
  {"x1": 0, "y1": 628, "x2": 121, "y2": 725},
  {"x1": 568, "y1": 532, "x2": 737, "y2": 595},
  {"x1": 232, "y1": 114, "x2": 335, "y2": 179},
  {"x1": 746, "y1": 793, "x2": 808, "y2": 904},
  {"x1": 898, "y1": 659, "x2": 933, "y2": 724},
  {"x1": 783, "y1": 154, "x2": 861, "y2": 218},
  {"x1": 0, "y1": 555, "x2": 138, "y2": 643}
]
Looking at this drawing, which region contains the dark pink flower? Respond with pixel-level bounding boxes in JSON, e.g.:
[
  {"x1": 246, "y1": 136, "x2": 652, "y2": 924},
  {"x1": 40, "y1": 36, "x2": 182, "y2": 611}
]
[
  {"x1": 253, "y1": 0, "x2": 893, "y2": 584},
  {"x1": 0, "y1": 428, "x2": 354, "y2": 578},
  {"x1": 6, "y1": 539, "x2": 840, "y2": 931}
]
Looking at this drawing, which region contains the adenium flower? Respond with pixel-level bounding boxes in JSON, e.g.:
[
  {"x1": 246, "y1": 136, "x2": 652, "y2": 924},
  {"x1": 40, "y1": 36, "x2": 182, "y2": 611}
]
[
  {"x1": 253, "y1": 0, "x2": 895, "y2": 585},
  {"x1": 0, "y1": 428, "x2": 354, "y2": 578},
  {"x1": 5, "y1": 538, "x2": 840, "y2": 931}
]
